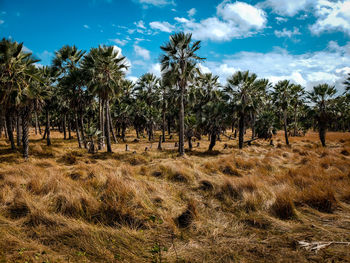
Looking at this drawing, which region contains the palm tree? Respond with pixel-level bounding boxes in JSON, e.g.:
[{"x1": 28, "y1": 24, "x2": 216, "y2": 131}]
[
  {"x1": 290, "y1": 84, "x2": 306, "y2": 136},
  {"x1": 272, "y1": 80, "x2": 293, "y2": 146},
  {"x1": 160, "y1": 32, "x2": 204, "y2": 156},
  {"x1": 83, "y1": 45, "x2": 128, "y2": 153},
  {"x1": 225, "y1": 71, "x2": 263, "y2": 149},
  {"x1": 0, "y1": 38, "x2": 40, "y2": 153},
  {"x1": 308, "y1": 84, "x2": 337, "y2": 147}
]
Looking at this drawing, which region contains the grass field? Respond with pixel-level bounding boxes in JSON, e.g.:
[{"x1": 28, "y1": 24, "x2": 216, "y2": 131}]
[{"x1": 0, "y1": 130, "x2": 350, "y2": 262}]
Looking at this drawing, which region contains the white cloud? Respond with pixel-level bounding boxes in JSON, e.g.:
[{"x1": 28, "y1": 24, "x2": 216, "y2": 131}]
[
  {"x1": 83, "y1": 24, "x2": 90, "y2": 29},
  {"x1": 110, "y1": 38, "x2": 128, "y2": 46},
  {"x1": 260, "y1": 0, "x2": 313, "y2": 16},
  {"x1": 127, "y1": 76, "x2": 139, "y2": 83},
  {"x1": 217, "y1": 1, "x2": 267, "y2": 29},
  {"x1": 187, "y1": 8, "x2": 196, "y2": 17},
  {"x1": 149, "y1": 21, "x2": 174, "y2": 32},
  {"x1": 174, "y1": 1, "x2": 266, "y2": 41},
  {"x1": 112, "y1": 45, "x2": 132, "y2": 72},
  {"x1": 198, "y1": 63, "x2": 211, "y2": 74},
  {"x1": 134, "y1": 45, "x2": 150, "y2": 60},
  {"x1": 275, "y1": 17, "x2": 288, "y2": 24},
  {"x1": 310, "y1": 0, "x2": 350, "y2": 35},
  {"x1": 135, "y1": 20, "x2": 146, "y2": 29},
  {"x1": 274, "y1": 27, "x2": 301, "y2": 38},
  {"x1": 0, "y1": 20, "x2": 4, "y2": 25},
  {"x1": 149, "y1": 63, "x2": 161, "y2": 77},
  {"x1": 202, "y1": 42, "x2": 350, "y2": 91},
  {"x1": 135, "y1": 0, "x2": 174, "y2": 7},
  {"x1": 22, "y1": 46, "x2": 32, "y2": 53}
]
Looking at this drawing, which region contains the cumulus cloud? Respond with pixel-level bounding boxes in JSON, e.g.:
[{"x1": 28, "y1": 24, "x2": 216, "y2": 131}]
[
  {"x1": 310, "y1": 0, "x2": 350, "y2": 35},
  {"x1": 134, "y1": 45, "x2": 150, "y2": 60},
  {"x1": 112, "y1": 45, "x2": 132, "y2": 72},
  {"x1": 0, "y1": 20, "x2": 4, "y2": 25},
  {"x1": 149, "y1": 21, "x2": 174, "y2": 32},
  {"x1": 275, "y1": 17, "x2": 288, "y2": 24},
  {"x1": 274, "y1": 27, "x2": 301, "y2": 38},
  {"x1": 83, "y1": 24, "x2": 90, "y2": 29},
  {"x1": 127, "y1": 75, "x2": 139, "y2": 83},
  {"x1": 174, "y1": 1, "x2": 266, "y2": 41},
  {"x1": 202, "y1": 42, "x2": 350, "y2": 91},
  {"x1": 149, "y1": 63, "x2": 161, "y2": 77},
  {"x1": 260, "y1": 0, "x2": 313, "y2": 16},
  {"x1": 216, "y1": 1, "x2": 266, "y2": 29}
]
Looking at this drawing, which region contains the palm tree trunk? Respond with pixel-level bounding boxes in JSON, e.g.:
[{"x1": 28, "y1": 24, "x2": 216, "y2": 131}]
[
  {"x1": 121, "y1": 123, "x2": 126, "y2": 142},
  {"x1": 75, "y1": 112, "x2": 82, "y2": 148},
  {"x1": 238, "y1": 112, "x2": 244, "y2": 149},
  {"x1": 80, "y1": 113, "x2": 87, "y2": 148},
  {"x1": 167, "y1": 118, "x2": 171, "y2": 135},
  {"x1": 209, "y1": 133, "x2": 216, "y2": 151},
  {"x1": 109, "y1": 109, "x2": 117, "y2": 143},
  {"x1": 68, "y1": 115, "x2": 72, "y2": 139},
  {"x1": 98, "y1": 97, "x2": 104, "y2": 150},
  {"x1": 105, "y1": 99, "x2": 112, "y2": 153},
  {"x1": 34, "y1": 111, "x2": 39, "y2": 135},
  {"x1": 319, "y1": 114, "x2": 326, "y2": 147},
  {"x1": 16, "y1": 112, "x2": 22, "y2": 147},
  {"x1": 3, "y1": 116, "x2": 8, "y2": 138},
  {"x1": 179, "y1": 87, "x2": 185, "y2": 156},
  {"x1": 293, "y1": 106, "x2": 298, "y2": 136},
  {"x1": 162, "y1": 105, "x2": 166, "y2": 142},
  {"x1": 283, "y1": 110, "x2": 289, "y2": 146},
  {"x1": 63, "y1": 114, "x2": 67, "y2": 140},
  {"x1": 6, "y1": 111, "x2": 15, "y2": 150},
  {"x1": 251, "y1": 112, "x2": 256, "y2": 139},
  {"x1": 188, "y1": 136, "x2": 192, "y2": 150},
  {"x1": 21, "y1": 107, "x2": 30, "y2": 160},
  {"x1": 46, "y1": 109, "x2": 51, "y2": 146}
]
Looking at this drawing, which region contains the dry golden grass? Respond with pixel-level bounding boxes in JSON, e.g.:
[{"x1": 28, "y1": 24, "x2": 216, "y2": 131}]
[{"x1": 0, "y1": 129, "x2": 350, "y2": 262}]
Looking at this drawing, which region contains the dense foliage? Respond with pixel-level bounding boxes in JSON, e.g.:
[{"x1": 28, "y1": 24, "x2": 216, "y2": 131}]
[{"x1": 1, "y1": 33, "x2": 350, "y2": 158}]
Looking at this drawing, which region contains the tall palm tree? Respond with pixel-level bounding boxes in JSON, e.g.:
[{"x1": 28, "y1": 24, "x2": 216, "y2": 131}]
[
  {"x1": 225, "y1": 71, "x2": 263, "y2": 149},
  {"x1": 160, "y1": 32, "x2": 204, "y2": 156},
  {"x1": 0, "y1": 38, "x2": 39, "y2": 152},
  {"x1": 308, "y1": 84, "x2": 337, "y2": 147},
  {"x1": 83, "y1": 45, "x2": 128, "y2": 153},
  {"x1": 272, "y1": 80, "x2": 293, "y2": 146}
]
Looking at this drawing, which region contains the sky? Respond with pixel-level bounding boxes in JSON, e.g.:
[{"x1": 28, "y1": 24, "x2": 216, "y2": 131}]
[{"x1": 1, "y1": 0, "x2": 350, "y2": 91}]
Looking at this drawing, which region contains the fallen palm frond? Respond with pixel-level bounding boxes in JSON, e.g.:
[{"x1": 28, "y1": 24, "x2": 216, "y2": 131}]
[{"x1": 298, "y1": 241, "x2": 350, "y2": 253}]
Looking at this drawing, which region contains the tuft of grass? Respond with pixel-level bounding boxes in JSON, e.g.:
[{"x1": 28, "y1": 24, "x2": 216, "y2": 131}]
[
  {"x1": 175, "y1": 201, "x2": 197, "y2": 228},
  {"x1": 270, "y1": 190, "x2": 296, "y2": 220},
  {"x1": 297, "y1": 183, "x2": 337, "y2": 213}
]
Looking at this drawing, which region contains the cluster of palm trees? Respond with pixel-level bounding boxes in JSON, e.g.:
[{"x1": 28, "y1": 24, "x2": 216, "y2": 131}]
[{"x1": 1, "y1": 33, "x2": 350, "y2": 159}]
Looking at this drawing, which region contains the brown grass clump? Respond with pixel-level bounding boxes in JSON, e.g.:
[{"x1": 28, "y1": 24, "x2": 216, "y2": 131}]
[
  {"x1": 297, "y1": 183, "x2": 337, "y2": 213},
  {"x1": 175, "y1": 201, "x2": 197, "y2": 228},
  {"x1": 58, "y1": 152, "x2": 77, "y2": 165},
  {"x1": 270, "y1": 190, "x2": 296, "y2": 220},
  {"x1": 6, "y1": 190, "x2": 30, "y2": 219}
]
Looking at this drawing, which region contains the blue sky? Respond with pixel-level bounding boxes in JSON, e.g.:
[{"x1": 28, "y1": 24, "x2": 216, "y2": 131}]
[{"x1": 1, "y1": 0, "x2": 350, "y2": 90}]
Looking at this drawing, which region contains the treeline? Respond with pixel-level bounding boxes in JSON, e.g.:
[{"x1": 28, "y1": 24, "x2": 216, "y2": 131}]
[{"x1": 1, "y1": 33, "x2": 350, "y2": 159}]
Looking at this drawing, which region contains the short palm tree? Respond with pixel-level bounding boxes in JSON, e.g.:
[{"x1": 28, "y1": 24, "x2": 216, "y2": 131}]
[
  {"x1": 225, "y1": 71, "x2": 263, "y2": 149},
  {"x1": 272, "y1": 80, "x2": 293, "y2": 146},
  {"x1": 308, "y1": 84, "x2": 337, "y2": 147}
]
